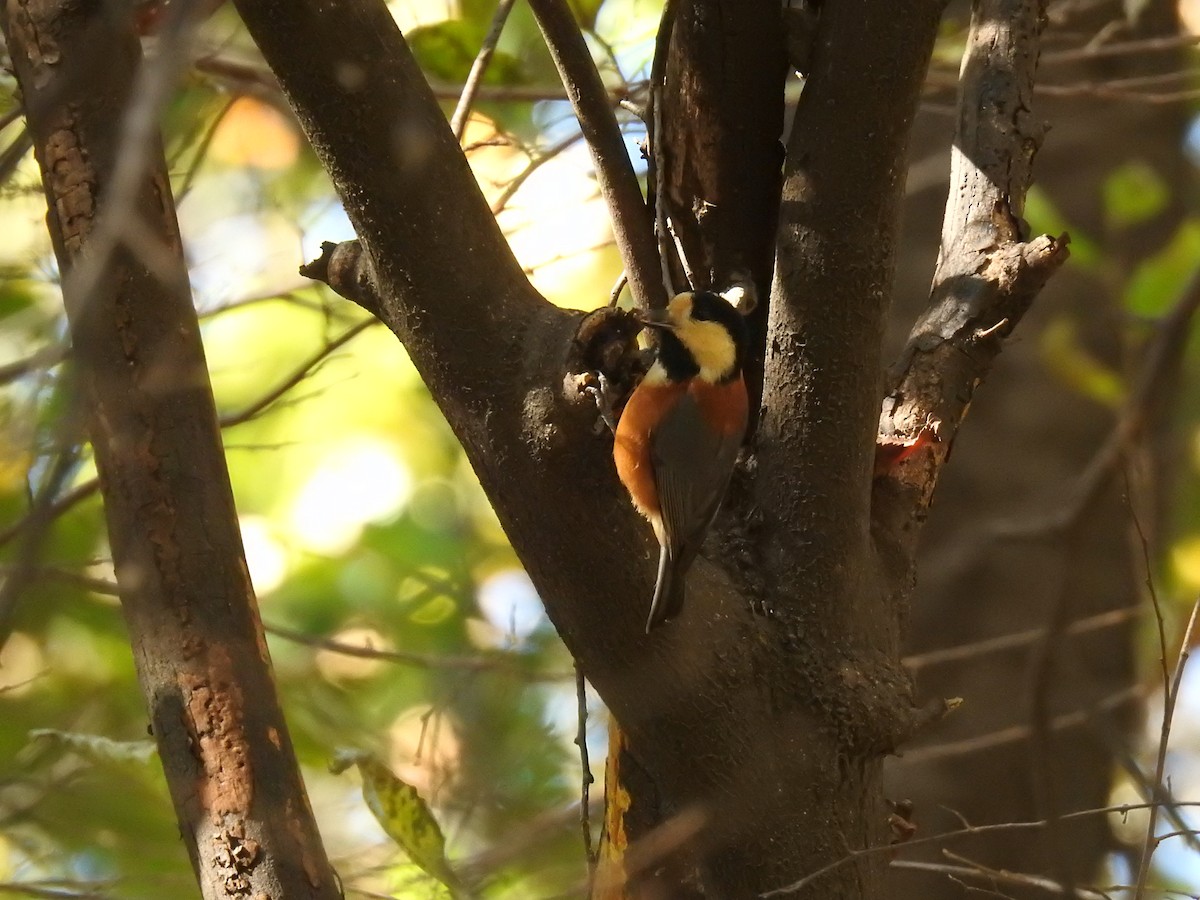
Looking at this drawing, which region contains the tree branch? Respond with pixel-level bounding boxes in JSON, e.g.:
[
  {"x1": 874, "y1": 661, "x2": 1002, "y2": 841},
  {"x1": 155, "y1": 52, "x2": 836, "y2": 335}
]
[
  {"x1": 0, "y1": 0, "x2": 338, "y2": 896},
  {"x1": 449, "y1": 0, "x2": 518, "y2": 142},
  {"x1": 526, "y1": 0, "x2": 666, "y2": 310},
  {"x1": 760, "y1": 0, "x2": 944, "y2": 575},
  {"x1": 754, "y1": 0, "x2": 945, "y2": 705},
  {"x1": 874, "y1": 0, "x2": 1068, "y2": 568}
]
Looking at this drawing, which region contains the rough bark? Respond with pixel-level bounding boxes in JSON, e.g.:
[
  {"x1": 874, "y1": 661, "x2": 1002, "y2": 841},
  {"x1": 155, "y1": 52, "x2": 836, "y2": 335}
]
[{"x1": 0, "y1": 1, "x2": 339, "y2": 897}]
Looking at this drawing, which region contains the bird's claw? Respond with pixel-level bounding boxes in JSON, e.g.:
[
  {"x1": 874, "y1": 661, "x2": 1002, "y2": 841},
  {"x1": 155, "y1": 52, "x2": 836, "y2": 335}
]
[{"x1": 581, "y1": 372, "x2": 617, "y2": 434}]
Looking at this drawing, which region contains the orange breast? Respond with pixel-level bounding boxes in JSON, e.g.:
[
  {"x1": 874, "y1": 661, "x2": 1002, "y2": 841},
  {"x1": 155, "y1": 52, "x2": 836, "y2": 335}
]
[
  {"x1": 613, "y1": 380, "x2": 684, "y2": 520},
  {"x1": 690, "y1": 376, "x2": 748, "y2": 437}
]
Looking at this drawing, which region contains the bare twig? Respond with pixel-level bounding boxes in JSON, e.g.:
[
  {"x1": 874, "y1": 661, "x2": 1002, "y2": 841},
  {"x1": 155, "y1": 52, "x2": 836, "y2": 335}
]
[
  {"x1": 903, "y1": 605, "x2": 1142, "y2": 671},
  {"x1": 264, "y1": 621, "x2": 571, "y2": 680},
  {"x1": 1025, "y1": 530, "x2": 1081, "y2": 895},
  {"x1": 176, "y1": 94, "x2": 240, "y2": 201},
  {"x1": 526, "y1": 0, "x2": 664, "y2": 310},
  {"x1": 763, "y1": 800, "x2": 1200, "y2": 897},
  {"x1": 1041, "y1": 33, "x2": 1200, "y2": 64},
  {"x1": 0, "y1": 479, "x2": 100, "y2": 551},
  {"x1": 0, "y1": 344, "x2": 68, "y2": 387},
  {"x1": 892, "y1": 856, "x2": 1111, "y2": 899},
  {"x1": 195, "y1": 52, "x2": 648, "y2": 107},
  {"x1": 54, "y1": 0, "x2": 207, "y2": 324},
  {"x1": 1134, "y1": 597, "x2": 1200, "y2": 899},
  {"x1": 489, "y1": 130, "x2": 585, "y2": 215},
  {"x1": 219, "y1": 318, "x2": 376, "y2": 428},
  {"x1": 574, "y1": 663, "x2": 597, "y2": 878},
  {"x1": 0, "y1": 127, "x2": 33, "y2": 187},
  {"x1": 450, "y1": 0, "x2": 519, "y2": 142},
  {"x1": 0, "y1": 104, "x2": 23, "y2": 131},
  {"x1": 0, "y1": 401, "x2": 85, "y2": 649},
  {"x1": 607, "y1": 271, "x2": 627, "y2": 308},
  {"x1": 904, "y1": 683, "x2": 1145, "y2": 764},
  {"x1": 994, "y1": 267, "x2": 1200, "y2": 541}
]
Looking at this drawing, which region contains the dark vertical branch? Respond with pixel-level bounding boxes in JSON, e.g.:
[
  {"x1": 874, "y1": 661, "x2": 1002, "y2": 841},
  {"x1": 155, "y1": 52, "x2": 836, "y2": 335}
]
[
  {"x1": 0, "y1": 1, "x2": 339, "y2": 897},
  {"x1": 658, "y1": 0, "x2": 788, "y2": 418},
  {"x1": 660, "y1": 0, "x2": 786, "y2": 297},
  {"x1": 758, "y1": 0, "x2": 944, "y2": 630},
  {"x1": 527, "y1": 0, "x2": 667, "y2": 310}
]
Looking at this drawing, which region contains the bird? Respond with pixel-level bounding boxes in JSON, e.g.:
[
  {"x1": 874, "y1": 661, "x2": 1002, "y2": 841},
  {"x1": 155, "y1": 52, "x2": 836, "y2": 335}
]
[{"x1": 613, "y1": 290, "x2": 749, "y2": 632}]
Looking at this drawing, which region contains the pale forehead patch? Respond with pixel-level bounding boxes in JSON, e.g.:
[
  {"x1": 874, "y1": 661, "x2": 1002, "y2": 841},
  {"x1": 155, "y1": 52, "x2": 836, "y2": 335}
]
[{"x1": 667, "y1": 293, "x2": 693, "y2": 324}]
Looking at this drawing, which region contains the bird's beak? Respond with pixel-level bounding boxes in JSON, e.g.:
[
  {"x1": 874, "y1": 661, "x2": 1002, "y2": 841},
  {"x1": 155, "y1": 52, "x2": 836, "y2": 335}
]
[{"x1": 637, "y1": 308, "x2": 674, "y2": 331}]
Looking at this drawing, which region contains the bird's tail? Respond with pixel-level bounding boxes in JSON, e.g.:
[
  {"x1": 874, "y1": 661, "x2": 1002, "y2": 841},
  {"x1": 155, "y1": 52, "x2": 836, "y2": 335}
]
[{"x1": 646, "y1": 544, "x2": 687, "y2": 632}]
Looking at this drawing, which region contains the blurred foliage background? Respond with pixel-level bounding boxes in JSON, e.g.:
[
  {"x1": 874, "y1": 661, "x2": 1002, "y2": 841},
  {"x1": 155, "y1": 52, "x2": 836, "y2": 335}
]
[{"x1": 1, "y1": 0, "x2": 1200, "y2": 897}]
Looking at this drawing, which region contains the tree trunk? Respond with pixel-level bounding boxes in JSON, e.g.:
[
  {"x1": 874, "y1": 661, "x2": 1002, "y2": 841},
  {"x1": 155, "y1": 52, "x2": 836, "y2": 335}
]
[{"x1": 0, "y1": 1, "x2": 339, "y2": 896}]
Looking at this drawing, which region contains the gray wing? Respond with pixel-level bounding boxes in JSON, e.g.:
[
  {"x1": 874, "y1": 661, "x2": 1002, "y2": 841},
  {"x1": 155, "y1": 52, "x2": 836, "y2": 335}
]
[{"x1": 649, "y1": 392, "x2": 741, "y2": 556}]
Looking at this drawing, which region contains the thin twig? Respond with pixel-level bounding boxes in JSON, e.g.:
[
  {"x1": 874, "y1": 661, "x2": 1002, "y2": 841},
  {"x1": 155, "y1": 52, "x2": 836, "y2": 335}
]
[
  {"x1": 263, "y1": 622, "x2": 572, "y2": 680},
  {"x1": 56, "y1": 0, "x2": 206, "y2": 330},
  {"x1": 0, "y1": 127, "x2": 33, "y2": 187},
  {"x1": 489, "y1": 130, "x2": 585, "y2": 215},
  {"x1": 903, "y1": 683, "x2": 1145, "y2": 764},
  {"x1": 0, "y1": 104, "x2": 23, "y2": 131},
  {"x1": 892, "y1": 857, "x2": 1110, "y2": 899},
  {"x1": 176, "y1": 94, "x2": 240, "y2": 201},
  {"x1": 1025, "y1": 530, "x2": 1080, "y2": 895},
  {"x1": 526, "y1": 0, "x2": 664, "y2": 310},
  {"x1": 1134, "y1": 596, "x2": 1200, "y2": 899},
  {"x1": 450, "y1": 0, "x2": 519, "y2": 142},
  {"x1": 219, "y1": 318, "x2": 375, "y2": 428},
  {"x1": 195, "y1": 52, "x2": 648, "y2": 107},
  {"x1": 574, "y1": 663, "x2": 597, "y2": 879},
  {"x1": 997, "y1": 267, "x2": 1200, "y2": 540},
  {"x1": 0, "y1": 479, "x2": 100, "y2": 550},
  {"x1": 903, "y1": 605, "x2": 1142, "y2": 670},
  {"x1": 608, "y1": 272, "x2": 627, "y2": 307},
  {"x1": 0, "y1": 395, "x2": 86, "y2": 649},
  {"x1": 1041, "y1": 33, "x2": 1200, "y2": 64},
  {"x1": 0, "y1": 344, "x2": 68, "y2": 387},
  {"x1": 762, "y1": 800, "x2": 1200, "y2": 897}
]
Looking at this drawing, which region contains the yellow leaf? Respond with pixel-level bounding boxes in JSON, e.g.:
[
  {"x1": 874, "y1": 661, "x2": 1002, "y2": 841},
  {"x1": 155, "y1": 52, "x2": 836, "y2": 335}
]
[
  {"x1": 210, "y1": 97, "x2": 300, "y2": 170},
  {"x1": 337, "y1": 752, "x2": 460, "y2": 894}
]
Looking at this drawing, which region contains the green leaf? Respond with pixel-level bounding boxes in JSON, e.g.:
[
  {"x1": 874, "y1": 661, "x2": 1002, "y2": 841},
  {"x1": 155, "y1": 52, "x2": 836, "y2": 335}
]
[
  {"x1": 408, "y1": 19, "x2": 524, "y2": 86},
  {"x1": 333, "y1": 750, "x2": 460, "y2": 894},
  {"x1": 1039, "y1": 317, "x2": 1124, "y2": 407},
  {"x1": 568, "y1": 0, "x2": 605, "y2": 28},
  {"x1": 29, "y1": 729, "x2": 158, "y2": 765},
  {"x1": 1124, "y1": 218, "x2": 1200, "y2": 317},
  {"x1": 1103, "y1": 161, "x2": 1170, "y2": 230},
  {"x1": 0, "y1": 267, "x2": 38, "y2": 319},
  {"x1": 1023, "y1": 186, "x2": 1100, "y2": 270}
]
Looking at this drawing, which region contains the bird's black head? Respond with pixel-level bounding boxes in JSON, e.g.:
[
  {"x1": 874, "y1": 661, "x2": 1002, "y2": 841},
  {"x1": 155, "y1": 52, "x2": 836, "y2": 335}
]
[{"x1": 648, "y1": 291, "x2": 747, "y2": 384}]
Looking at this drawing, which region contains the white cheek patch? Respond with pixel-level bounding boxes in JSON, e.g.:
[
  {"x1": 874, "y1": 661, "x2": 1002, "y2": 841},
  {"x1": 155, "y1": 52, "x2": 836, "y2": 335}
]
[{"x1": 641, "y1": 361, "x2": 670, "y2": 386}]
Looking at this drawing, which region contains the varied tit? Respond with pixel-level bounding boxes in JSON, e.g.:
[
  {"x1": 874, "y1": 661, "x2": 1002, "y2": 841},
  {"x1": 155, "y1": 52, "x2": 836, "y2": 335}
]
[{"x1": 613, "y1": 291, "x2": 749, "y2": 632}]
